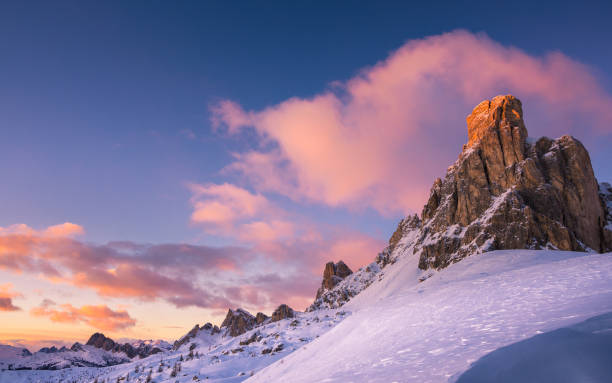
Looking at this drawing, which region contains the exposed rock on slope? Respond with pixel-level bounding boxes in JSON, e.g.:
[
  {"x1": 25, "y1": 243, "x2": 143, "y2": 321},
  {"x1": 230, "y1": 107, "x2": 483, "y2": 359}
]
[
  {"x1": 308, "y1": 260, "x2": 388, "y2": 311},
  {"x1": 85, "y1": 333, "x2": 166, "y2": 359},
  {"x1": 221, "y1": 309, "x2": 256, "y2": 337},
  {"x1": 414, "y1": 95, "x2": 611, "y2": 269},
  {"x1": 315, "y1": 261, "x2": 353, "y2": 299},
  {"x1": 255, "y1": 312, "x2": 269, "y2": 325},
  {"x1": 173, "y1": 322, "x2": 220, "y2": 350},
  {"x1": 270, "y1": 304, "x2": 294, "y2": 322}
]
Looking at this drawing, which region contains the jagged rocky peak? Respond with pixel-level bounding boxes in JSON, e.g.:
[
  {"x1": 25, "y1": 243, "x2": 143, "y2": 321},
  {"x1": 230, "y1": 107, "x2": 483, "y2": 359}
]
[
  {"x1": 270, "y1": 304, "x2": 295, "y2": 322},
  {"x1": 85, "y1": 332, "x2": 164, "y2": 358},
  {"x1": 173, "y1": 322, "x2": 220, "y2": 350},
  {"x1": 316, "y1": 260, "x2": 353, "y2": 299},
  {"x1": 255, "y1": 312, "x2": 269, "y2": 325},
  {"x1": 388, "y1": 214, "x2": 422, "y2": 252},
  {"x1": 412, "y1": 94, "x2": 611, "y2": 269},
  {"x1": 86, "y1": 333, "x2": 116, "y2": 351},
  {"x1": 221, "y1": 308, "x2": 256, "y2": 337}
]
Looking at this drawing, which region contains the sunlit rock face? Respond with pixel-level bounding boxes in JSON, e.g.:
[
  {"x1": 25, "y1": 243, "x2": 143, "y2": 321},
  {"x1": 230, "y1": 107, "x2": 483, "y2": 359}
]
[{"x1": 414, "y1": 95, "x2": 612, "y2": 269}]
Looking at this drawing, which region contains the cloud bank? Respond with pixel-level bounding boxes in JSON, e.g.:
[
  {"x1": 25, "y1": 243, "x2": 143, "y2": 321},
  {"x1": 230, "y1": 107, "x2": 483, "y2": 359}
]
[
  {"x1": 212, "y1": 30, "x2": 612, "y2": 215},
  {"x1": 31, "y1": 300, "x2": 136, "y2": 331}
]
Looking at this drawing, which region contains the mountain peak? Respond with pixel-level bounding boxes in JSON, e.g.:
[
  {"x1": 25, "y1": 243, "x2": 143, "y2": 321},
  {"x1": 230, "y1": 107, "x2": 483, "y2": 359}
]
[
  {"x1": 466, "y1": 94, "x2": 526, "y2": 148},
  {"x1": 416, "y1": 96, "x2": 612, "y2": 268}
]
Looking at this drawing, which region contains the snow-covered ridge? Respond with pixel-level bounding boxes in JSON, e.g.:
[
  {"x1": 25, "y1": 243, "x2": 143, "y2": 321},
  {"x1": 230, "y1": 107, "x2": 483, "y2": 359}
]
[
  {"x1": 245, "y1": 250, "x2": 612, "y2": 383},
  {"x1": 0, "y1": 308, "x2": 350, "y2": 382}
]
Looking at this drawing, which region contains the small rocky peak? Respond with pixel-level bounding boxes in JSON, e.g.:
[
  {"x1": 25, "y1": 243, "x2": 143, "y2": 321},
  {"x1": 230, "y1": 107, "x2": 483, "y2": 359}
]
[
  {"x1": 255, "y1": 312, "x2": 269, "y2": 325},
  {"x1": 202, "y1": 322, "x2": 220, "y2": 334},
  {"x1": 221, "y1": 308, "x2": 256, "y2": 337},
  {"x1": 38, "y1": 346, "x2": 59, "y2": 353},
  {"x1": 270, "y1": 304, "x2": 295, "y2": 322},
  {"x1": 86, "y1": 333, "x2": 116, "y2": 351},
  {"x1": 173, "y1": 324, "x2": 200, "y2": 350},
  {"x1": 388, "y1": 214, "x2": 422, "y2": 252},
  {"x1": 70, "y1": 342, "x2": 84, "y2": 352},
  {"x1": 315, "y1": 260, "x2": 353, "y2": 299}
]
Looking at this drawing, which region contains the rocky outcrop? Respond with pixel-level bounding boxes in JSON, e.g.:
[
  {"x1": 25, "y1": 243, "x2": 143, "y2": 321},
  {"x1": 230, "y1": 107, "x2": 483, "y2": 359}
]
[
  {"x1": 255, "y1": 312, "x2": 269, "y2": 325},
  {"x1": 38, "y1": 346, "x2": 68, "y2": 353},
  {"x1": 387, "y1": 215, "x2": 422, "y2": 254},
  {"x1": 173, "y1": 322, "x2": 220, "y2": 350},
  {"x1": 270, "y1": 304, "x2": 295, "y2": 322},
  {"x1": 221, "y1": 308, "x2": 256, "y2": 337},
  {"x1": 86, "y1": 333, "x2": 116, "y2": 351},
  {"x1": 308, "y1": 260, "x2": 384, "y2": 311},
  {"x1": 410, "y1": 95, "x2": 612, "y2": 269},
  {"x1": 85, "y1": 333, "x2": 164, "y2": 359},
  {"x1": 315, "y1": 261, "x2": 353, "y2": 299},
  {"x1": 600, "y1": 182, "x2": 612, "y2": 247}
]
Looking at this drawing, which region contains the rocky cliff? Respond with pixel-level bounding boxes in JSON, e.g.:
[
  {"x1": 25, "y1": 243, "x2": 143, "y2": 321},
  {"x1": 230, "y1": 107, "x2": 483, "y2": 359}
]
[
  {"x1": 85, "y1": 333, "x2": 167, "y2": 359},
  {"x1": 307, "y1": 95, "x2": 612, "y2": 312},
  {"x1": 412, "y1": 95, "x2": 611, "y2": 269}
]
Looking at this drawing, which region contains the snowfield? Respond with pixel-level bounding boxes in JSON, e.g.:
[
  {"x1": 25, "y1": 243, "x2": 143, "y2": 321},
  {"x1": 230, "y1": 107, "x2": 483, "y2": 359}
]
[
  {"x1": 1, "y1": 249, "x2": 611, "y2": 382},
  {"x1": 246, "y1": 250, "x2": 612, "y2": 383}
]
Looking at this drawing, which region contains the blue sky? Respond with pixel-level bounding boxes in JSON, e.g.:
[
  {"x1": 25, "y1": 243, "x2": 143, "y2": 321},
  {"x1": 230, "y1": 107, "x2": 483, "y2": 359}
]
[
  {"x1": 1, "y1": 0, "x2": 612, "y2": 346},
  {"x1": 2, "y1": 0, "x2": 611, "y2": 243}
]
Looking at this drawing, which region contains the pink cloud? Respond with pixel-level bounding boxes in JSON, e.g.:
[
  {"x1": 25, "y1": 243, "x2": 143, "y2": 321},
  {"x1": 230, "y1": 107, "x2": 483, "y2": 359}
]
[
  {"x1": 42, "y1": 223, "x2": 85, "y2": 238},
  {"x1": 0, "y1": 223, "x2": 251, "y2": 309},
  {"x1": 31, "y1": 302, "x2": 137, "y2": 331},
  {"x1": 212, "y1": 30, "x2": 612, "y2": 215},
  {"x1": 0, "y1": 221, "x2": 381, "y2": 312},
  {"x1": 0, "y1": 283, "x2": 22, "y2": 312},
  {"x1": 189, "y1": 183, "x2": 295, "y2": 242}
]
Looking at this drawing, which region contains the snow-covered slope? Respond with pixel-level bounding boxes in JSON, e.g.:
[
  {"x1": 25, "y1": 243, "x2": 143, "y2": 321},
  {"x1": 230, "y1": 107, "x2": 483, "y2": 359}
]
[
  {"x1": 0, "y1": 345, "x2": 130, "y2": 371},
  {"x1": 0, "y1": 345, "x2": 31, "y2": 361},
  {"x1": 0, "y1": 308, "x2": 348, "y2": 382},
  {"x1": 246, "y1": 249, "x2": 612, "y2": 383}
]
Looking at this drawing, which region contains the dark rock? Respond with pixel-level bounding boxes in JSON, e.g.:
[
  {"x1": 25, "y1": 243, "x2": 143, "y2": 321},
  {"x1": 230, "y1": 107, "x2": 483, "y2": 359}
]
[
  {"x1": 86, "y1": 333, "x2": 116, "y2": 351},
  {"x1": 240, "y1": 332, "x2": 259, "y2": 346},
  {"x1": 270, "y1": 304, "x2": 295, "y2": 322},
  {"x1": 38, "y1": 346, "x2": 59, "y2": 354},
  {"x1": 315, "y1": 261, "x2": 353, "y2": 299},
  {"x1": 221, "y1": 308, "x2": 256, "y2": 337},
  {"x1": 173, "y1": 322, "x2": 220, "y2": 350},
  {"x1": 85, "y1": 332, "x2": 164, "y2": 359},
  {"x1": 409, "y1": 95, "x2": 612, "y2": 269},
  {"x1": 70, "y1": 343, "x2": 84, "y2": 352},
  {"x1": 255, "y1": 312, "x2": 268, "y2": 325}
]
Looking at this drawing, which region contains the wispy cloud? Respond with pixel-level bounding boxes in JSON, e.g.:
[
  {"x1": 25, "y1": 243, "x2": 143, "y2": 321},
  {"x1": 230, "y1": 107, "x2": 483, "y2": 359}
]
[{"x1": 0, "y1": 223, "x2": 251, "y2": 309}]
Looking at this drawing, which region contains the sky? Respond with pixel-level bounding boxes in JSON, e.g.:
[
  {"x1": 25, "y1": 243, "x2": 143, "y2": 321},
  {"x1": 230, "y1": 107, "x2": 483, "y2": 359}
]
[{"x1": 1, "y1": 0, "x2": 612, "y2": 350}]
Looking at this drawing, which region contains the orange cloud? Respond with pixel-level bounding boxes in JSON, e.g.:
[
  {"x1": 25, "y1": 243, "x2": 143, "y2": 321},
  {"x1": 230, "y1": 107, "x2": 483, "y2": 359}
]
[
  {"x1": 0, "y1": 283, "x2": 21, "y2": 311},
  {"x1": 189, "y1": 183, "x2": 295, "y2": 242},
  {"x1": 31, "y1": 302, "x2": 136, "y2": 331},
  {"x1": 42, "y1": 223, "x2": 85, "y2": 238},
  {"x1": 0, "y1": 223, "x2": 251, "y2": 309},
  {"x1": 212, "y1": 30, "x2": 612, "y2": 215}
]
